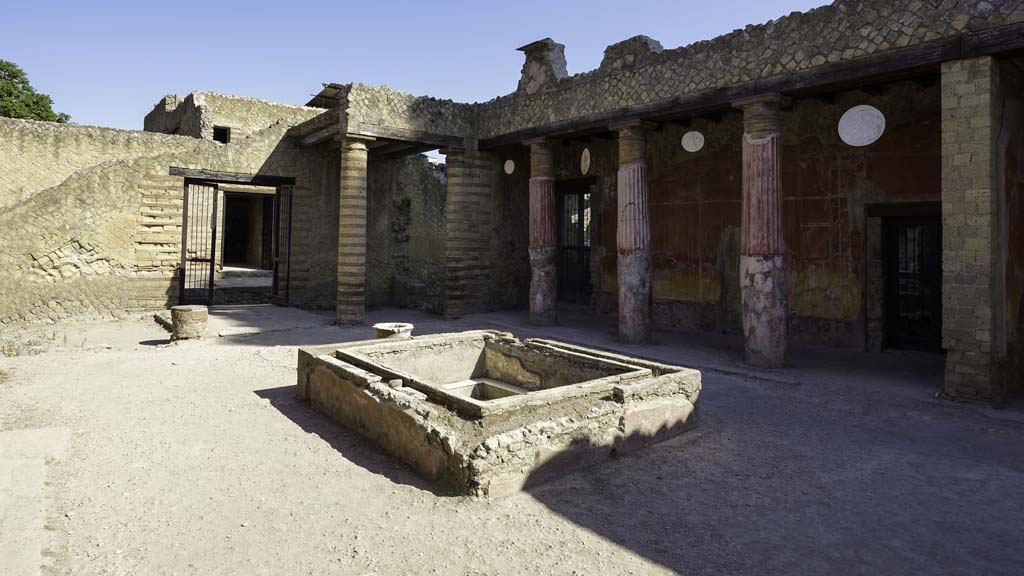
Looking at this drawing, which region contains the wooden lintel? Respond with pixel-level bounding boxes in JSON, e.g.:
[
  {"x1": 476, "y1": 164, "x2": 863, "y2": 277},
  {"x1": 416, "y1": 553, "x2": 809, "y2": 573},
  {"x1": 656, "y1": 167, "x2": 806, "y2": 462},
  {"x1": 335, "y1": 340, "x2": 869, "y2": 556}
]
[
  {"x1": 375, "y1": 143, "x2": 440, "y2": 160},
  {"x1": 300, "y1": 125, "x2": 339, "y2": 147},
  {"x1": 347, "y1": 121, "x2": 463, "y2": 149},
  {"x1": 169, "y1": 167, "x2": 295, "y2": 187}
]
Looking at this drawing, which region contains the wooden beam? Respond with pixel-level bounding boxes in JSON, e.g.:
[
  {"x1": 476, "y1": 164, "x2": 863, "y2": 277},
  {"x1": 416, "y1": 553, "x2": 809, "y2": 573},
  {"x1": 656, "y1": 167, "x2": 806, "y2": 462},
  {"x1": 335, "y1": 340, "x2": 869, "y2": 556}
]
[
  {"x1": 347, "y1": 121, "x2": 464, "y2": 149},
  {"x1": 375, "y1": 143, "x2": 439, "y2": 161},
  {"x1": 300, "y1": 125, "x2": 339, "y2": 147},
  {"x1": 963, "y1": 21, "x2": 1024, "y2": 58},
  {"x1": 169, "y1": 167, "x2": 295, "y2": 186}
]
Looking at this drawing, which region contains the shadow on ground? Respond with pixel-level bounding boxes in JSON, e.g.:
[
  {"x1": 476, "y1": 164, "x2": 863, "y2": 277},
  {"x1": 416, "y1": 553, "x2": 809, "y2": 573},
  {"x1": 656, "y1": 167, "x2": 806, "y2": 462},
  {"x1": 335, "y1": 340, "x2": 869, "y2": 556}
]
[
  {"x1": 520, "y1": 370, "x2": 1024, "y2": 576},
  {"x1": 253, "y1": 385, "x2": 452, "y2": 497}
]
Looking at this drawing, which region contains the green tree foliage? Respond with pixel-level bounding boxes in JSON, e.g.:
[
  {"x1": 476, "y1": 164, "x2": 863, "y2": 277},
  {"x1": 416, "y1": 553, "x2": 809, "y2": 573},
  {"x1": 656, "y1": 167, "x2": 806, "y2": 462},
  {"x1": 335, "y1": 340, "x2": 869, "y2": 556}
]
[{"x1": 0, "y1": 60, "x2": 70, "y2": 123}]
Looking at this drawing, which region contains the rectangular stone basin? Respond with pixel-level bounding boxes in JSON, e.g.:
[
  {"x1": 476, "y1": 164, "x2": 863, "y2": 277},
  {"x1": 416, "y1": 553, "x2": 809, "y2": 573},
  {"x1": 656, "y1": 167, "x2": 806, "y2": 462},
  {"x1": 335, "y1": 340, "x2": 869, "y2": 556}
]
[{"x1": 297, "y1": 330, "x2": 701, "y2": 496}]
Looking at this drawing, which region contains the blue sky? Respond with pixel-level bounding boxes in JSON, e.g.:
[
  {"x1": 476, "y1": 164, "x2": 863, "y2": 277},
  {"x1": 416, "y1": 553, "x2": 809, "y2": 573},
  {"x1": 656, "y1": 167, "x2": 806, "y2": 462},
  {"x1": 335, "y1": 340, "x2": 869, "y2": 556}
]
[{"x1": 1, "y1": 0, "x2": 829, "y2": 130}]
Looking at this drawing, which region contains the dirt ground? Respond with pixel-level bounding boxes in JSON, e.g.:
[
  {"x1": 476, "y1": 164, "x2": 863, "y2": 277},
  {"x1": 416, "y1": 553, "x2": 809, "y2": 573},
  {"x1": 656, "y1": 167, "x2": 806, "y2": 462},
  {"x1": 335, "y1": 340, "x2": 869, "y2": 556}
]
[{"x1": 2, "y1": 306, "x2": 1024, "y2": 576}]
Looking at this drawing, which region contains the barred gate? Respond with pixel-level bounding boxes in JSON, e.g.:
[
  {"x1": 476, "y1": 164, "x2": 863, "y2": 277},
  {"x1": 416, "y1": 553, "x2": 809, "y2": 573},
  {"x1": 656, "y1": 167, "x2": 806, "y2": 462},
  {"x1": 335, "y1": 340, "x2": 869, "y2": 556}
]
[
  {"x1": 271, "y1": 185, "x2": 292, "y2": 305},
  {"x1": 178, "y1": 181, "x2": 219, "y2": 305}
]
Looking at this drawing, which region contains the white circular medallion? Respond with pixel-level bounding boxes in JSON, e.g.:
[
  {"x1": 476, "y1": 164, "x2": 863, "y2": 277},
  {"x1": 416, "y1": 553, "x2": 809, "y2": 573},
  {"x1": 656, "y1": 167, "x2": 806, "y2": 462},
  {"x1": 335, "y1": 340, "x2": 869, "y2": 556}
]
[
  {"x1": 681, "y1": 130, "x2": 705, "y2": 153},
  {"x1": 838, "y1": 105, "x2": 886, "y2": 147},
  {"x1": 580, "y1": 148, "x2": 591, "y2": 175},
  {"x1": 503, "y1": 159, "x2": 515, "y2": 175}
]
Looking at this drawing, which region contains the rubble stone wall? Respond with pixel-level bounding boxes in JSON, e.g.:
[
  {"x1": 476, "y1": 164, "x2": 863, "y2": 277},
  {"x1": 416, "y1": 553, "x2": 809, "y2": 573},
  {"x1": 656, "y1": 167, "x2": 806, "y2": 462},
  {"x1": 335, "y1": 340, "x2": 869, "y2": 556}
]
[
  {"x1": 0, "y1": 118, "x2": 206, "y2": 209},
  {"x1": 144, "y1": 92, "x2": 321, "y2": 140},
  {"x1": 474, "y1": 0, "x2": 1024, "y2": 138},
  {"x1": 0, "y1": 114, "x2": 451, "y2": 327}
]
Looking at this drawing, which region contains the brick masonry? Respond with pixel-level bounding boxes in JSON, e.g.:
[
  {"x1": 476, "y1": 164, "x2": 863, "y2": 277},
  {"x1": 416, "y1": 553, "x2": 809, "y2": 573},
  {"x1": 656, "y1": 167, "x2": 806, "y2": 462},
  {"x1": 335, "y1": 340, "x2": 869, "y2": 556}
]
[
  {"x1": 940, "y1": 56, "x2": 1009, "y2": 400},
  {"x1": 337, "y1": 139, "x2": 370, "y2": 325},
  {"x1": 444, "y1": 146, "x2": 497, "y2": 319}
]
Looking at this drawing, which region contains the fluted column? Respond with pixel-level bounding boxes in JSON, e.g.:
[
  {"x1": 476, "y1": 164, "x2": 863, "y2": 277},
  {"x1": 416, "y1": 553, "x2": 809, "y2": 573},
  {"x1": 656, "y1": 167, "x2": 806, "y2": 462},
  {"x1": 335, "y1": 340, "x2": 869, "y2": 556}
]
[
  {"x1": 526, "y1": 138, "x2": 557, "y2": 325},
  {"x1": 612, "y1": 121, "x2": 654, "y2": 344},
  {"x1": 734, "y1": 95, "x2": 788, "y2": 367},
  {"x1": 336, "y1": 136, "x2": 371, "y2": 325}
]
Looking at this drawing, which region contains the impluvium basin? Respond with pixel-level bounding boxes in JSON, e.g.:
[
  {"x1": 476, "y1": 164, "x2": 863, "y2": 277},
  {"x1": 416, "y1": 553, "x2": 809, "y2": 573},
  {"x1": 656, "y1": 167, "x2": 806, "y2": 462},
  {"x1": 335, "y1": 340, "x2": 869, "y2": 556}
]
[{"x1": 297, "y1": 330, "x2": 700, "y2": 496}]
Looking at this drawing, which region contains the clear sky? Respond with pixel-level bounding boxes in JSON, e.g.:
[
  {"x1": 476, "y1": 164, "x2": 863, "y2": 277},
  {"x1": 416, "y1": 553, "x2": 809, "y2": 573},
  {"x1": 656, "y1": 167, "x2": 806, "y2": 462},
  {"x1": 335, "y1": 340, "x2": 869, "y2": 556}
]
[{"x1": 2, "y1": 0, "x2": 829, "y2": 130}]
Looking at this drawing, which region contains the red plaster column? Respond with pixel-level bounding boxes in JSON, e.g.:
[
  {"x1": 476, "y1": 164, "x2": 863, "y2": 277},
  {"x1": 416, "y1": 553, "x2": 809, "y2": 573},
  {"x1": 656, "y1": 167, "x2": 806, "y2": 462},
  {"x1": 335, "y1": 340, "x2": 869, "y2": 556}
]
[
  {"x1": 613, "y1": 121, "x2": 653, "y2": 344},
  {"x1": 336, "y1": 136, "x2": 372, "y2": 325},
  {"x1": 526, "y1": 138, "x2": 557, "y2": 325},
  {"x1": 734, "y1": 95, "x2": 788, "y2": 367}
]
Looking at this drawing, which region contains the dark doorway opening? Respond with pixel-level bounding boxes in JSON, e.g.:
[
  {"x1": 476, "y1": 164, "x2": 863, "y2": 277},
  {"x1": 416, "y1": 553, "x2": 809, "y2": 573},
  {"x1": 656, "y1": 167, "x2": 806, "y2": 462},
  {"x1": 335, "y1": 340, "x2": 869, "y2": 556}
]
[
  {"x1": 883, "y1": 215, "x2": 942, "y2": 352},
  {"x1": 557, "y1": 180, "x2": 593, "y2": 303},
  {"x1": 222, "y1": 194, "x2": 274, "y2": 270},
  {"x1": 171, "y1": 168, "x2": 294, "y2": 307}
]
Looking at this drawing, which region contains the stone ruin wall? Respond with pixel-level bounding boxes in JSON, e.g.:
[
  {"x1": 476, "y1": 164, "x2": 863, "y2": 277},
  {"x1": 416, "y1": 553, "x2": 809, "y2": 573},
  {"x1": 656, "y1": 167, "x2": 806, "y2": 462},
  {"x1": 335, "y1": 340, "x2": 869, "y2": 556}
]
[
  {"x1": 0, "y1": 107, "x2": 454, "y2": 329},
  {"x1": 473, "y1": 0, "x2": 1024, "y2": 138},
  {"x1": 340, "y1": 83, "x2": 476, "y2": 143},
  {"x1": 145, "y1": 92, "x2": 322, "y2": 140},
  {"x1": 366, "y1": 155, "x2": 448, "y2": 314},
  {"x1": 0, "y1": 118, "x2": 207, "y2": 210}
]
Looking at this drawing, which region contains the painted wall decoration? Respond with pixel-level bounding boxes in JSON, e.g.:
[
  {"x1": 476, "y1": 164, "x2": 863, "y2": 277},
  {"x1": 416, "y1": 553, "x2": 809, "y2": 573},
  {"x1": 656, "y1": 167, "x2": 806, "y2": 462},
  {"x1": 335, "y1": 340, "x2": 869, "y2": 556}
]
[
  {"x1": 838, "y1": 105, "x2": 886, "y2": 147},
  {"x1": 681, "y1": 130, "x2": 705, "y2": 152}
]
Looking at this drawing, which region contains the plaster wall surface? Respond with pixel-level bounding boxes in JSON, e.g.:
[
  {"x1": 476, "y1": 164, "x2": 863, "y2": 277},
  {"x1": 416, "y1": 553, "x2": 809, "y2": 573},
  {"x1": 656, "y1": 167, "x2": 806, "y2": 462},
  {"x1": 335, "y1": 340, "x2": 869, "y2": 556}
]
[{"x1": 552, "y1": 82, "x2": 940, "y2": 348}]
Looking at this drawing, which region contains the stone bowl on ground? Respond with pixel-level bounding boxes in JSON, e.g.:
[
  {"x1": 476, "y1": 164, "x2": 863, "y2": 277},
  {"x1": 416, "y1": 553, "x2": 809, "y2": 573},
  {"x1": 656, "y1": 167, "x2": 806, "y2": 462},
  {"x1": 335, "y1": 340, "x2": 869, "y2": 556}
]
[{"x1": 373, "y1": 322, "x2": 414, "y2": 339}]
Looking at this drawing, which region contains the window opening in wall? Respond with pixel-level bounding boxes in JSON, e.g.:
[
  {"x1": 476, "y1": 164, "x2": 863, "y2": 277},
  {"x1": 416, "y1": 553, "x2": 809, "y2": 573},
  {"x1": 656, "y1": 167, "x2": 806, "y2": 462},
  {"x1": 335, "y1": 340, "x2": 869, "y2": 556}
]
[{"x1": 213, "y1": 126, "x2": 231, "y2": 144}]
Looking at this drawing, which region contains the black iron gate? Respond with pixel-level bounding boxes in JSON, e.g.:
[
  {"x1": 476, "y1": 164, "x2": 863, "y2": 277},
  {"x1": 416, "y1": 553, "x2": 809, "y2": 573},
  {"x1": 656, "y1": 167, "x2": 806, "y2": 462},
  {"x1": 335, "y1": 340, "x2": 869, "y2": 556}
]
[
  {"x1": 557, "y1": 187, "x2": 592, "y2": 302},
  {"x1": 271, "y1": 185, "x2": 292, "y2": 305},
  {"x1": 178, "y1": 181, "x2": 219, "y2": 305},
  {"x1": 884, "y1": 216, "x2": 941, "y2": 351}
]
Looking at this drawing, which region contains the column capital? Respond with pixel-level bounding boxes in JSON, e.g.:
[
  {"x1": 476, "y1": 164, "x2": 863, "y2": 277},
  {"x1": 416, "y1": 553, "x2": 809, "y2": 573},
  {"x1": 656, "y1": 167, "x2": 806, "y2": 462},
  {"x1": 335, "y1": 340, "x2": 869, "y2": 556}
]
[
  {"x1": 526, "y1": 138, "x2": 555, "y2": 179},
  {"x1": 734, "y1": 94, "x2": 790, "y2": 139},
  {"x1": 731, "y1": 93, "x2": 790, "y2": 110},
  {"x1": 335, "y1": 133, "x2": 375, "y2": 151},
  {"x1": 613, "y1": 121, "x2": 656, "y2": 166}
]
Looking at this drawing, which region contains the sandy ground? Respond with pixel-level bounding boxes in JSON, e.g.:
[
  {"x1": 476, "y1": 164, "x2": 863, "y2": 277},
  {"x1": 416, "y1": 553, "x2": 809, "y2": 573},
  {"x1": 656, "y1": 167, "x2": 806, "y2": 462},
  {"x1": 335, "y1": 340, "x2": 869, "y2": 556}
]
[{"x1": 2, "y1": 306, "x2": 1024, "y2": 576}]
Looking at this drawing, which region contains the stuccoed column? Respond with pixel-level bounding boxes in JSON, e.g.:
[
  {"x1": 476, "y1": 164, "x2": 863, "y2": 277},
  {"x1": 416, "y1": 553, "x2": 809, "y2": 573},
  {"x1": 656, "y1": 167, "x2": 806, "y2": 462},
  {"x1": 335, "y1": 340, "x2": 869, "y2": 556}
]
[
  {"x1": 526, "y1": 138, "x2": 557, "y2": 325},
  {"x1": 734, "y1": 94, "x2": 788, "y2": 367},
  {"x1": 336, "y1": 136, "x2": 371, "y2": 325},
  {"x1": 612, "y1": 121, "x2": 654, "y2": 344}
]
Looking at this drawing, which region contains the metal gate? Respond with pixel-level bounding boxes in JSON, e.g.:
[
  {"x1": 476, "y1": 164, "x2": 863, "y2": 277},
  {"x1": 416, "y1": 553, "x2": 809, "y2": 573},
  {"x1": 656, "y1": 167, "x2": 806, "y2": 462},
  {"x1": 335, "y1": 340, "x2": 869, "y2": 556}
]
[
  {"x1": 557, "y1": 187, "x2": 592, "y2": 302},
  {"x1": 884, "y1": 216, "x2": 941, "y2": 351},
  {"x1": 178, "y1": 181, "x2": 219, "y2": 305},
  {"x1": 271, "y1": 185, "x2": 292, "y2": 305}
]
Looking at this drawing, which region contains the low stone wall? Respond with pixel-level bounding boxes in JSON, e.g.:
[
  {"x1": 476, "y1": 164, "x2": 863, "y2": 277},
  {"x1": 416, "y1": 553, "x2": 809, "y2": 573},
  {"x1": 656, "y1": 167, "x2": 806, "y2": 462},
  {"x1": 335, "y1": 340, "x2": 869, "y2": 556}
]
[{"x1": 297, "y1": 332, "x2": 701, "y2": 496}]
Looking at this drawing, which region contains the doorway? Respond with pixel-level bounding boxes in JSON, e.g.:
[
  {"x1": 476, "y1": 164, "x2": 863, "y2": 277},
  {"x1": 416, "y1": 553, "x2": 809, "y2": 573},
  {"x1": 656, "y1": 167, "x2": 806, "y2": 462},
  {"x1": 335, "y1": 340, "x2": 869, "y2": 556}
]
[
  {"x1": 222, "y1": 193, "x2": 274, "y2": 270},
  {"x1": 883, "y1": 215, "x2": 942, "y2": 351},
  {"x1": 557, "y1": 181, "x2": 593, "y2": 303},
  {"x1": 172, "y1": 167, "x2": 294, "y2": 308}
]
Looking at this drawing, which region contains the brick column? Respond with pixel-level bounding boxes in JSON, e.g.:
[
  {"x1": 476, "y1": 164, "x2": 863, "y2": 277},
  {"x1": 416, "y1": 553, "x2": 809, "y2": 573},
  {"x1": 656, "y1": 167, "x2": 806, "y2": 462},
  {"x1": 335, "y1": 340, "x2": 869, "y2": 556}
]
[
  {"x1": 443, "y1": 145, "x2": 495, "y2": 319},
  {"x1": 336, "y1": 136, "x2": 371, "y2": 325},
  {"x1": 612, "y1": 121, "x2": 653, "y2": 344},
  {"x1": 940, "y1": 57, "x2": 1002, "y2": 400},
  {"x1": 734, "y1": 95, "x2": 788, "y2": 367},
  {"x1": 526, "y1": 138, "x2": 557, "y2": 325}
]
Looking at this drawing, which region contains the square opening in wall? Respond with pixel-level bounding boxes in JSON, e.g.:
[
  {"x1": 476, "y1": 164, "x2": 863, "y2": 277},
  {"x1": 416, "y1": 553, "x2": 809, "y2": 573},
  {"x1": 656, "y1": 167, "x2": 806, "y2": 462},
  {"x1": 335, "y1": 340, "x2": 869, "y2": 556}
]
[{"x1": 213, "y1": 126, "x2": 231, "y2": 144}]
